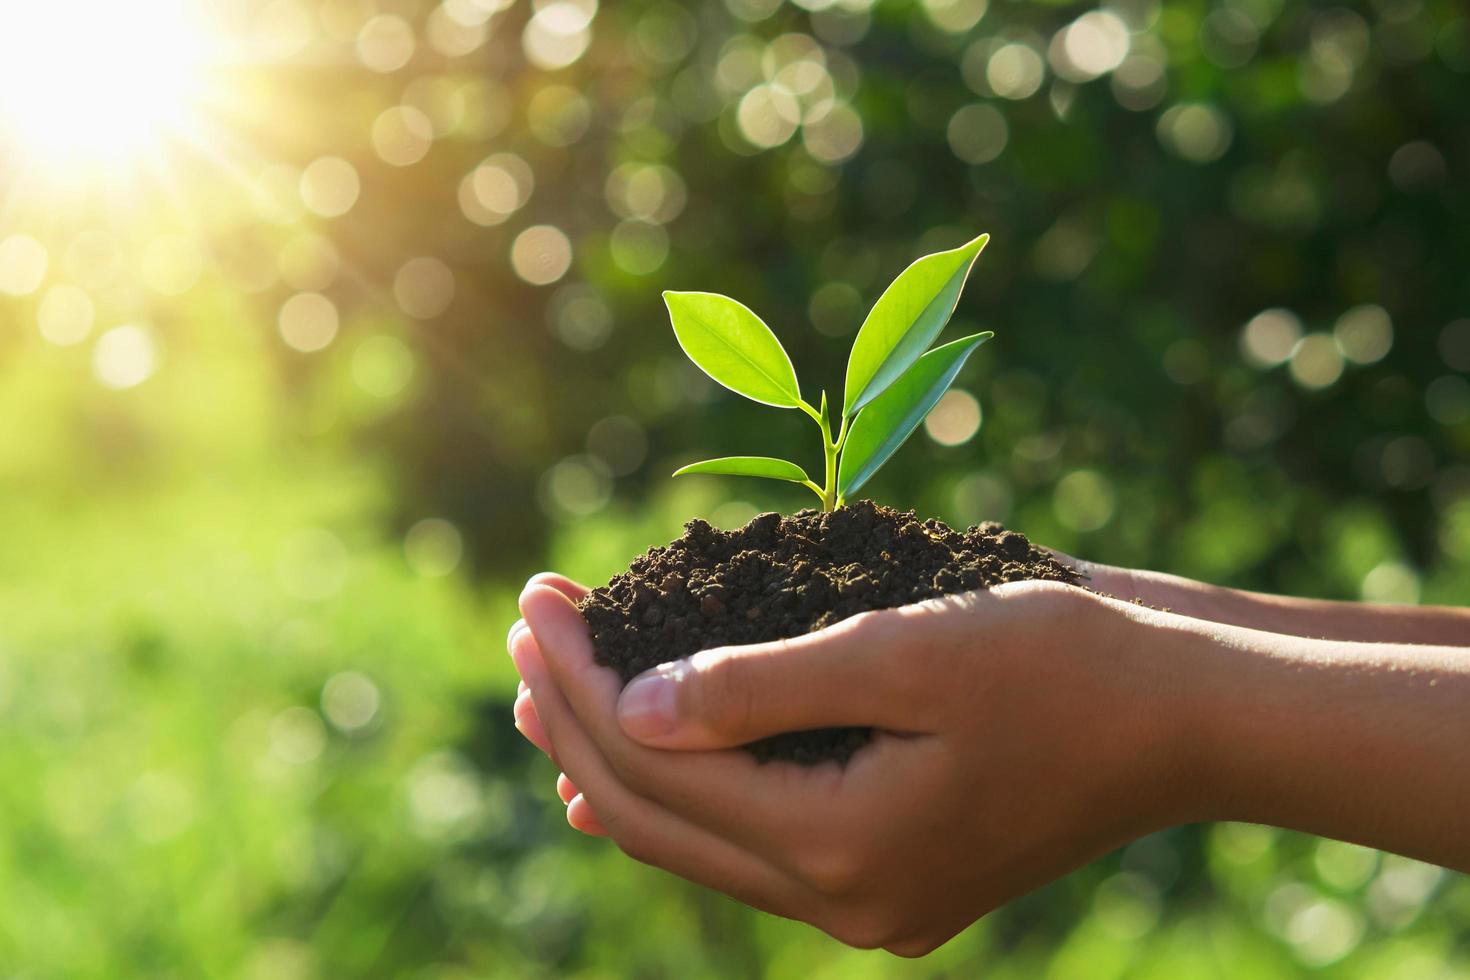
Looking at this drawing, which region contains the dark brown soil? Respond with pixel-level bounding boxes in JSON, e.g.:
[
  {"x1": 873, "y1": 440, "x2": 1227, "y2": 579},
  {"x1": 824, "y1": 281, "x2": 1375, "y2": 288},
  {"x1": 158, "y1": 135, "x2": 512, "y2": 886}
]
[{"x1": 577, "y1": 500, "x2": 1079, "y2": 765}]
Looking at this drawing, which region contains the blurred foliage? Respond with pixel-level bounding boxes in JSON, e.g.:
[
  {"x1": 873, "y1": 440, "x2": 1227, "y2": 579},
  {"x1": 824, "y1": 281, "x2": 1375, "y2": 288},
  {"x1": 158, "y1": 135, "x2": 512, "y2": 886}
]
[{"x1": 1, "y1": 0, "x2": 1468, "y2": 973}]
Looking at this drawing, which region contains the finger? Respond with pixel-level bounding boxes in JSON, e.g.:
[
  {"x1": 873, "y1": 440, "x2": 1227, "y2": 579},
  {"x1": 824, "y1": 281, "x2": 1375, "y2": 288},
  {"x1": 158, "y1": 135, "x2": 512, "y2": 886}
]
[
  {"x1": 567, "y1": 794, "x2": 609, "y2": 836},
  {"x1": 507, "y1": 619, "x2": 531, "y2": 683},
  {"x1": 526, "y1": 572, "x2": 590, "y2": 601},
  {"x1": 511, "y1": 603, "x2": 810, "y2": 917},
  {"x1": 513, "y1": 687, "x2": 553, "y2": 757},
  {"x1": 519, "y1": 585, "x2": 867, "y2": 862},
  {"x1": 509, "y1": 635, "x2": 560, "y2": 767},
  {"x1": 617, "y1": 611, "x2": 929, "y2": 749},
  {"x1": 556, "y1": 771, "x2": 579, "y2": 803}
]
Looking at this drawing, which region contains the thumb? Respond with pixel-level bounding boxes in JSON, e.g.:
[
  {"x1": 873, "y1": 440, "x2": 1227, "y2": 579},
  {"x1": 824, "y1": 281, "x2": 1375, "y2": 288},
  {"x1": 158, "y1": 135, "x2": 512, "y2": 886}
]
[{"x1": 615, "y1": 610, "x2": 924, "y2": 750}]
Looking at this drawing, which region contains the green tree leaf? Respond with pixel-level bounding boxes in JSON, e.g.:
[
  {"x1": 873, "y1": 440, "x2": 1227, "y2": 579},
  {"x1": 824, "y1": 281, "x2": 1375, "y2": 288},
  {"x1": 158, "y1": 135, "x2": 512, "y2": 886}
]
[
  {"x1": 841, "y1": 233, "x2": 989, "y2": 418},
  {"x1": 664, "y1": 291, "x2": 802, "y2": 408},
  {"x1": 672, "y1": 456, "x2": 812, "y2": 484},
  {"x1": 837, "y1": 332, "x2": 993, "y2": 498}
]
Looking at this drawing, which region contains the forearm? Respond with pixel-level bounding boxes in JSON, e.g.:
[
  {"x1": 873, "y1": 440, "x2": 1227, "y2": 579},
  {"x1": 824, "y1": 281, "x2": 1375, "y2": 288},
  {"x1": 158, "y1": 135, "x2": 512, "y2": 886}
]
[
  {"x1": 1147, "y1": 606, "x2": 1470, "y2": 871},
  {"x1": 1085, "y1": 562, "x2": 1470, "y2": 645}
]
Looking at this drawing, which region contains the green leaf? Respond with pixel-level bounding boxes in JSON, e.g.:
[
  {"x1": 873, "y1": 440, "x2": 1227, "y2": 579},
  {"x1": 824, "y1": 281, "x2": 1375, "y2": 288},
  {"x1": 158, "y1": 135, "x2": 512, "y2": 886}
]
[
  {"x1": 672, "y1": 456, "x2": 812, "y2": 484},
  {"x1": 664, "y1": 291, "x2": 802, "y2": 409},
  {"x1": 841, "y1": 233, "x2": 989, "y2": 418},
  {"x1": 837, "y1": 332, "x2": 993, "y2": 498}
]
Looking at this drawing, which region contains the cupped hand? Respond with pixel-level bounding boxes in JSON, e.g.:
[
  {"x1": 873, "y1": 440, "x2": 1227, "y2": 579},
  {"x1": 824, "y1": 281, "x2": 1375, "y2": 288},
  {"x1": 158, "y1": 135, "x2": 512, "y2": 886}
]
[{"x1": 507, "y1": 573, "x2": 1197, "y2": 956}]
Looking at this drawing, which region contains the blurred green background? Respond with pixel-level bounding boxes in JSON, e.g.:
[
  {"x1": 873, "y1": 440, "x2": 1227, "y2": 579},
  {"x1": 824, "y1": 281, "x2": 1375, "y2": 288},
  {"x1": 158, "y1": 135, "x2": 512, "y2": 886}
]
[{"x1": 1, "y1": 0, "x2": 1467, "y2": 974}]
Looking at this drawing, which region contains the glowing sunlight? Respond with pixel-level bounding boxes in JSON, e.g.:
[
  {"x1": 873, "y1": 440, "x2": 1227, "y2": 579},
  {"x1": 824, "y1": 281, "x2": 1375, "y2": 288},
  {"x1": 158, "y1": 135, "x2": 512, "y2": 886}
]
[{"x1": 0, "y1": 0, "x2": 212, "y2": 170}]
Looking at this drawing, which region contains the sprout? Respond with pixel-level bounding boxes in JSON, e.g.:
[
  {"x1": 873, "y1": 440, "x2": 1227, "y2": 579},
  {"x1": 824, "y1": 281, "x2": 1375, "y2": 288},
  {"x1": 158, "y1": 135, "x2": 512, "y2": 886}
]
[{"x1": 665, "y1": 233, "x2": 992, "y2": 511}]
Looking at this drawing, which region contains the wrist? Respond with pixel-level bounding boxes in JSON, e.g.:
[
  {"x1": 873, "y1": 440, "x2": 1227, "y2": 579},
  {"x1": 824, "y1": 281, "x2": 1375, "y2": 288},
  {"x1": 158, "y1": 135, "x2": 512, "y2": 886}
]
[
  {"x1": 1090, "y1": 597, "x2": 1240, "y2": 827},
  {"x1": 1075, "y1": 561, "x2": 1216, "y2": 621},
  {"x1": 1050, "y1": 591, "x2": 1219, "y2": 834}
]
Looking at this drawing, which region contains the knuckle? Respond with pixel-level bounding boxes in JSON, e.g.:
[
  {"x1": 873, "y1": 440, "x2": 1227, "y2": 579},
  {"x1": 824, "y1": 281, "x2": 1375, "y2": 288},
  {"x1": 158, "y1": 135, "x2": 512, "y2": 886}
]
[
  {"x1": 601, "y1": 755, "x2": 651, "y2": 799},
  {"x1": 689, "y1": 655, "x2": 757, "y2": 737},
  {"x1": 820, "y1": 904, "x2": 902, "y2": 951},
  {"x1": 827, "y1": 608, "x2": 892, "y2": 646},
  {"x1": 608, "y1": 823, "x2": 655, "y2": 866},
  {"x1": 795, "y1": 844, "x2": 865, "y2": 896},
  {"x1": 593, "y1": 740, "x2": 657, "y2": 797},
  {"x1": 884, "y1": 935, "x2": 943, "y2": 959}
]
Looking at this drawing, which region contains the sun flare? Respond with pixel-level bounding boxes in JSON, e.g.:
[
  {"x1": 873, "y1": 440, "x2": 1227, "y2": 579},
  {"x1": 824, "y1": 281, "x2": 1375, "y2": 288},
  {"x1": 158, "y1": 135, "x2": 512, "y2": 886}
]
[{"x1": 0, "y1": 0, "x2": 211, "y2": 170}]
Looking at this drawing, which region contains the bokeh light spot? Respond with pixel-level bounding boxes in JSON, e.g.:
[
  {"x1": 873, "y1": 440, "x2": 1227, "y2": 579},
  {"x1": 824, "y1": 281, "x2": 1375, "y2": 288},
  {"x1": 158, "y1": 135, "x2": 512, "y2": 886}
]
[
  {"x1": 1053, "y1": 469, "x2": 1116, "y2": 532},
  {"x1": 372, "y1": 105, "x2": 434, "y2": 167},
  {"x1": 947, "y1": 103, "x2": 1009, "y2": 164},
  {"x1": 278, "y1": 293, "x2": 340, "y2": 353},
  {"x1": 987, "y1": 43, "x2": 1046, "y2": 100},
  {"x1": 352, "y1": 336, "x2": 415, "y2": 398},
  {"x1": 93, "y1": 324, "x2": 159, "y2": 389},
  {"x1": 299, "y1": 157, "x2": 361, "y2": 218},
  {"x1": 528, "y1": 85, "x2": 592, "y2": 146},
  {"x1": 952, "y1": 472, "x2": 1012, "y2": 523},
  {"x1": 803, "y1": 101, "x2": 864, "y2": 163},
  {"x1": 1388, "y1": 140, "x2": 1447, "y2": 193},
  {"x1": 357, "y1": 15, "x2": 416, "y2": 73},
  {"x1": 321, "y1": 672, "x2": 382, "y2": 734},
  {"x1": 427, "y1": 4, "x2": 489, "y2": 57},
  {"x1": 737, "y1": 84, "x2": 801, "y2": 148},
  {"x1": 523, "y1": 0, "x2": 596, "y2": 70},
  {"x1": 404, "y1": 518, "x2": 464, "y2": 577},
  {"x1": 459, "y1": 153, "x2": 534, "y2": 226},
  {"x1": 1053, "y1": 11, "x2": 1131, "y2": 81},
  {"x1": 922, "y1": 0, "x2": 988, "y2": 35},
  {"x1": 511, "y1": 225, "x2": 574, "y2": 285},
  {"x1": 924, "y1": 389, "x2": 982, "y2": 446},
  {"x1": 1333, "y1": 304, "x2": 1393, "y2": 365},
  {"x1": 539, "y1": 455, "x2": 613, "y2": 519},
  {"x1": 1288, "y1": 333, "x2": 1344, "y2": 389},
  {"x1": 394, "y1": 257, "x2": 456, "y2": 320},
  {"x1": 37, "y1": 284, "x2": 95, "y2": 346},
  {"x1": 269, "y1": 706, "x2": 326, "y2": 765},
  {"x1": 548, "y1": 283, "x2": 614, "y2": 349},
  {"x1": 609, "y1": 220, "x2": 670, "y2": 276},
  {"x1": 1314, "y1": 839, "x2": 1380, "y2": 890},
  {"x1": 1286, "y1": 898, "x2": 1365, "y2": 967},
  {"x1": 1157, "y1": 103, "x2": 1233, "y2": 162},
  {"x1": 1439, "y1": 319, "x2": 1470, "y2": 371},
  {"x1": 1425, "y1": 376, "x2": 1470, "y2": 426},
  {"x1": 0, "y1": 235, "x2": 49, "y2": 296},
  {"x1": 606, "y1": 163, "x2": 687, "y2": 224},
  {"x1": 1240, "y1": 308, "x2": 1302, "y2": 367}
]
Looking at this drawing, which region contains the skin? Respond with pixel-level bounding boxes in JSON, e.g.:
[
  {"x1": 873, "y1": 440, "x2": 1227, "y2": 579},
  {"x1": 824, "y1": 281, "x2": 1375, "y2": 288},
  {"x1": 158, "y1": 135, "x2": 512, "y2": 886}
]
[{"x1": 507, "y1": 568, "x2": 1470, "y2": 957}]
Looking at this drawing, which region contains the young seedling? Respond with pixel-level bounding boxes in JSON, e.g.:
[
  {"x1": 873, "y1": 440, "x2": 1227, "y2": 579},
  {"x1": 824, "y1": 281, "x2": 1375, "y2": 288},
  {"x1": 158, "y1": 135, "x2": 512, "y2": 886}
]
[{"x1": 665, "y1": 233, "x2": 993, "y2": 512}]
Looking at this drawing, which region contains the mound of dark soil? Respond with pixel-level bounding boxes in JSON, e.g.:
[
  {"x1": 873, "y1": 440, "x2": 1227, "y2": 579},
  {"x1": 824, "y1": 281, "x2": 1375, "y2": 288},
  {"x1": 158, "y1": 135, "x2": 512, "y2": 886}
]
[{"x1": 577, "y1": 499, "x2": 1078, "y2": 765}]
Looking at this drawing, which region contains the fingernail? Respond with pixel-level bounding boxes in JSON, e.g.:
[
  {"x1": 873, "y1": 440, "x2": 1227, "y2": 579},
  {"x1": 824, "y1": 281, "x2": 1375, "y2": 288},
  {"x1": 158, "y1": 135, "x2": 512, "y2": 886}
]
[
  {"x1": 506, "y1": 620, "x2": 529, "y2": 654},
  {"x1": 618, "y1": 670, "x2": 678, "y2": 739}
]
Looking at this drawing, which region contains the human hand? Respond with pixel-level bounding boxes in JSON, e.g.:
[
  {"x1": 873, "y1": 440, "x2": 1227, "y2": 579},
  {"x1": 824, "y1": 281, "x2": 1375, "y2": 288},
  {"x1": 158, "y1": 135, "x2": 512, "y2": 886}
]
[{"x1": 508, "y1": 575, "x2": 1197, "y2": 955}]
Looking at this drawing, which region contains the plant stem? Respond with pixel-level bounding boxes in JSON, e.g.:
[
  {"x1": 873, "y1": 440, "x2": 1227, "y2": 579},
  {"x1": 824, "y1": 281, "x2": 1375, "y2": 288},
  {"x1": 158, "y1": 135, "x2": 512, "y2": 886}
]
[
  {"x1": 831, "y1": 413, "x2": 849, "y2": 510},
  {"x1": 801, "y1": 398, "x2": 847, "y2": 511}
]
